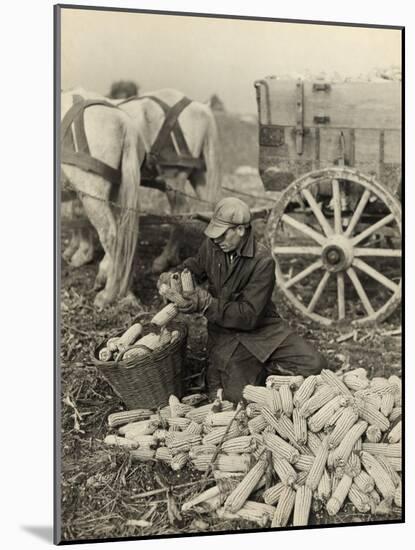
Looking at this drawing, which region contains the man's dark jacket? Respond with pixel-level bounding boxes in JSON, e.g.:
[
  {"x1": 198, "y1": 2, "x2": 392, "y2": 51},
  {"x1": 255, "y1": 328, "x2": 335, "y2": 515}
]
[{"x1": 182, "y1": 229, "x2": 292, "y2": 372}]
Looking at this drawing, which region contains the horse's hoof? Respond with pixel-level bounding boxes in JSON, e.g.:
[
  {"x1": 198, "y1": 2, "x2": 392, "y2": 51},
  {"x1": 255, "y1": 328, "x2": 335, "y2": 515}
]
[
  {"x1": 93, "y1": 276, "x2": 106, "y2": 292},
  {"x1": 94, "y1": 291, "x2": 110, "y2": 310},
  {"x1": 70, "y1": 250, "x2": 94, "y2": 268}
]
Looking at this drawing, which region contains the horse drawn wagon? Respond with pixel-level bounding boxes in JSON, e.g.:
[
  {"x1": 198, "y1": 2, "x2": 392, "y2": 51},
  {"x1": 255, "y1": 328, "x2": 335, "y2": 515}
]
[{"x1": 255, "y1": 75, "x2": 402, "y2": 327}]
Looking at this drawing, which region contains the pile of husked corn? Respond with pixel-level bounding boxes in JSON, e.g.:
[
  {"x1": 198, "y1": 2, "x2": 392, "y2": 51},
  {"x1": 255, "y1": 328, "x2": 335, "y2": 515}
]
[{"x1": 104, "y1": 369, "x2": 402, "y2": 527}]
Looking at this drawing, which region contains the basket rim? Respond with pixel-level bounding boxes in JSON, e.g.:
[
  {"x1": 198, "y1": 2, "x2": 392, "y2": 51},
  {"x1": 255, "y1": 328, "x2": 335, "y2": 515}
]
[{"x1": 91, "y1": 317, "x2": 187, "y2": 369}]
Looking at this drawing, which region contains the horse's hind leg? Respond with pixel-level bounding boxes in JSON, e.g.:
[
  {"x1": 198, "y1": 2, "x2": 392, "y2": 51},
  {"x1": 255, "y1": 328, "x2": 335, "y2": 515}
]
[{"x1": 94, "y1": 253, "x2": 110, "y2": 290}]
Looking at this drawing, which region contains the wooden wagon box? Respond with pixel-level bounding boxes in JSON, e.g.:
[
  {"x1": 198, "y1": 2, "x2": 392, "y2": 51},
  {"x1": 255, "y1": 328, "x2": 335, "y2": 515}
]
[{"x1": 255, "y1": 77, "x2": 402, "y2": 195}]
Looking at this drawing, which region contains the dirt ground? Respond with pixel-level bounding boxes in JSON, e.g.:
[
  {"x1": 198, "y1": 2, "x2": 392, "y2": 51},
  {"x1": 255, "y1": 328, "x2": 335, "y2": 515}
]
[{"x1": 59, "y1": 193, "x2": 402, "y2": 542}]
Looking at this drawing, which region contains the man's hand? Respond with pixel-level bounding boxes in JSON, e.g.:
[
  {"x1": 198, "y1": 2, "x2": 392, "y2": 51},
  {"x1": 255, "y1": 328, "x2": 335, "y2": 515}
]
[
  {"x1": 156, "y1": 272, "x2": 172, "y2": 290},
  {"x1": 162, "y1": 287, "x2": 212, "y2": 314}
]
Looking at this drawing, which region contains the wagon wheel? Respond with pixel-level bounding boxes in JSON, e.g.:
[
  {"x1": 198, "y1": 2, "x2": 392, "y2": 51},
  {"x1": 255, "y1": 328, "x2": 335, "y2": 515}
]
[{"x1": 267, "y1": 167, "x2": 401, "y2": 327}]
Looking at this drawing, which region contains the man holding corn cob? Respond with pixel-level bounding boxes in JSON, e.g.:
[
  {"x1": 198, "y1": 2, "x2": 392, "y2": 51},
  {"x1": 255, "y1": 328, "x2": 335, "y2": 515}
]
[{"x1": 159, "y1": 197, "x2": 328, "y2": 403}]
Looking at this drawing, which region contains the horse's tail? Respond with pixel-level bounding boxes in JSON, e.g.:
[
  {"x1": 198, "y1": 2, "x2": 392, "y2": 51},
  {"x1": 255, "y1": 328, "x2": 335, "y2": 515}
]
[
  {"x1": 202, "y1": 108, "x2": 222, "y2": 204},
  {"x1": 111, "y1": 119, "x2": 141, "y2": 299}
]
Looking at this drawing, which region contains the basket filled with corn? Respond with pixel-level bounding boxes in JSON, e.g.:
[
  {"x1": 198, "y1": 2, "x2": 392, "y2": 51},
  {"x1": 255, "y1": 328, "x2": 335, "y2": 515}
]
[{"x1": 92, "y1": 313, "x2": 188, "y2": 410}]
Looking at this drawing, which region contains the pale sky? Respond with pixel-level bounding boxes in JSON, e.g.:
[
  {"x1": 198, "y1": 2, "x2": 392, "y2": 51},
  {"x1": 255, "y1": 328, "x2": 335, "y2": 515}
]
[{"x1": 60, "y1": 8, "x2": 402, "y2": 114}]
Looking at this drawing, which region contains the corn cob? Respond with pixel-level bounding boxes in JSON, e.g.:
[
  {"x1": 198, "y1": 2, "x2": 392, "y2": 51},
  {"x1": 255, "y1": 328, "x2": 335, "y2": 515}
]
[
  {"x1": 202, "y1": 424, "x2": 241, "y2": 446},
  {"x1": 166, "y1": 417, "x2": 191, "y2": 430},
  {"x1": 385, "y1": 457, "x2": 401, "y2": 471},
  {"x1": 108, "y1": 409, "x2": 153, "y2": 428},
  {"x1": 326, "y1": 473, "x2": 353, "y2": 515},
  {"x1": 184, "y1": 421, "x2": 203, "y2": 435},
  {"x1": 123, "y1": 434, "x2": 157, "y2": 447},
  {"x1": 355, "y1": 399, "x2": 390, "y2": 431},
  {"x1": 151, "y1": 303, "x2": 178, "y2": 326},
  {"x1": 263, "y1": 432, "x2": 299, "y2": 464},
  {"x1": 330, "y1": 472, "x2": 340, "y2": 494},
  {"x1": 247, "y1": 414, "x2": 267, "y2": 434},
  {"x1": 375, "y1": 455, "x2": 401, "y2": 487},
  {"x1": 361, "y1": 443, "x2": 401, "y2": 459},
  {"x1": 253, "y1": 443, "x2": 267, "y2": 460},
  {"x1": 316, "y1": 469, "x2": 331, "y2": 502},
  {"x1": 295, "y1": 454, "x2": 315, "y2": 472},
  {"x1": 387, "y1": 421, "x2": 401, "y2": 444},
  {"x1": 130, "y1": 448, "x2": 156, "y2": 461},
  {"x1": 388, "y1": 374, "x2": 401, "y2": 391},
  {"x1": 186, "y1": 401, "x2": 233, "y2": 423},
  {"x1": 371, "y1": 376, "x2": 389, "y2": 388},
  {"x1": 360, "y1": 451, "x2": 396, "y2": 499},
  {"x1": 104, "y1": 435, "x2": 139, "y2": 449},
  {"x1": 168, "y1": 395, "x2": 181, "y2": 417},
  {"x1": 217, "y1": 501, "x2": 274, "y2": 527},
  {"x1": 245, "y1": 402, "x2": 262, "y2": 418},
  {"x1": 188, "y1": 444, "x2": 217, "y2": 459},
  {"x1": 98, "y1": 347, "x2": 113, "y2": 361},
  {"x1": 299, "y1": 385, "x2": 339, "y2": 418},
  {"x1": 294, "y1": 470, "x2": 309, "y2": 489},
  {"x1": 158, "y1": 405, "x2": 172, "y2": 419},
  {"x1": 205, "y1": 411, "x2": 239, "y2": 427},
  {"x1": 266, "y1": 375, "x2": 304, "y2": 390},
  {"x1": 171, "y1": 452, "x2": 189, "y2": 471},
  {"x1": 221, "y1": 436, "x2": 255, "y2": 454},
  {"x1": 369, "y1": 488, "x2": 381, "y2": 507},
  {"x1": 353, "y1": 438, "x2": 362, "y2": 452},
  {"x1": 263, "y1": 481, "x2": 285, "y2": 505},
  {"x1": 180, "y1": 268, "x2": 195, "y2": 292},
  {"x1": 271, "y1": 486, "x2": 296, "y2": 527},
  {"x1": 308, "y1": 395, "x2": 348, "y2": 433},
  {"x1": 266, "y1": 388, "x2": 283, "y2": 414},
  {"x1": 165, "y1": 434, "x2": 201, "y2": 453},
  {"x1": 324, "y1": 407, "x2": 346, "y2": 432},
  {"x1": 153, "y1": 428, "x2": 169, "y2": 441},
  {"x1": 242, "y1": 385, "x2": 271, "y2": 406},
  {"x1": 307, "y1": 432, "x2": 323, "y2": 456},
  {"x1": 118, "y1": 323, "x2": 143, "y2": 346},
  {"x1": 344, "y1": 452, "x2": 362, "y2": 478},
  {"x1": 293, "y1": 408, "x2": 308, "y2": 445},
  {"x1": 331, "y1": 420, "x2": 368, "y2": 465},
  {"x1": 293, "y1": 375, "x2": 317, "y2": 408},
  {"x1": 328, "y1": 407, "x2": 359, "y2": 448},
  {"x1": 155, "y1": 329, "x2": 172, "y2": 348},
  {"x1": 279, "y1": 384, "x2": 293, "y2": 416},
  {"x1": 321, "y1": 369, "x2": 352, "y2": 396},
  {"x1": 293, "y1": 485, "x2": 313, "y2": 526},
  {"x1": 348, "y1": 483, "x2": 371, "y2": 512},
  {"x1": 119, "y1": 419, "x2": 158, "y2": 436},
  {"x1": 355, "y1": 391, "x2": 382, "y2": 410},
  {"x1": 214, "y1": 471, "x2": 245, "y2": 482},
  {"x1": 394, "y1": 482, "x2": 402, "y2": 508},
  {"x1": 155, "y1": 446, "x2": 173, "y2": 463},
  {"x1": 169, "y1": 272, "x2": 183, "y2": 293},
  {"x1": 215, "y1": 453, "x2": 252, "y2": 473},
  {"x1": 366, "y1": 425, "x2": 382, "y2": 443},
  {"x1": 343, "y1": 373, "x2": 369, "y2": 392},
  {"x1": 271, "y1": 453, "x2": 298, "y2": 486},
  {"x1": 272, "y1": 413, "x2": 306, "y2": 450},
  {"x1": 168, "y1": 424, "x2": 181, "y2": 432},
  {"x1": 191, "y1": 454, "x2": 215, "y2": 471},
  {"x1": 353, "y1": 470, "x2": 375, "y2": 493},
  {"x1": 380, "y1": 392, "x2": 395, "y2": 417},
  {"x1": 106, "y1": 336, "x2": 120, "y2": 352},
  {"x1": 389, "y1": 407, "x2": 402, "y2": 423},
  {"x1": 224, "y1": 459, "x2": 267, "y2": 513},
  {"x1": 182, "y1": 485, "x2": 220, "y2": 512},
  {"x1": 347, "y1": 368, "x2": 368, "y2": 379},
  {"x1": 306, "y1": 437, "x2": 329, "y2": 491}
]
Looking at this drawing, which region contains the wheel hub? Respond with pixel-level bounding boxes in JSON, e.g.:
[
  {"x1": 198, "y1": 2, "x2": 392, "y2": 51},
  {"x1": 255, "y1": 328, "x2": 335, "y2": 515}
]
[{"x1": 322, "y1": 235, "x2": 354, "y2": 272}]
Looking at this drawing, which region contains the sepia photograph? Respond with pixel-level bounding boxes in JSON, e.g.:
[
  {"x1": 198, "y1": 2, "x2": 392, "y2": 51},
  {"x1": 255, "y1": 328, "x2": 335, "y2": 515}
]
[{"x1": 56, "y1": 4, "x2": 403, "y2": 544}]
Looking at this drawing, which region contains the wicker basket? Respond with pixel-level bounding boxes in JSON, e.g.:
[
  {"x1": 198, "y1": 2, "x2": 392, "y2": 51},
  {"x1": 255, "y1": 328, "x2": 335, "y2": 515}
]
[{"x1": 92, "y1": 319, "x2": 187, "y2": 410}]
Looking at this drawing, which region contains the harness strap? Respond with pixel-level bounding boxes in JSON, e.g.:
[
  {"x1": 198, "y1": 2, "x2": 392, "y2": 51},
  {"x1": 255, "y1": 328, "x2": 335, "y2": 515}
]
[{"x1": 61, "y1": 150, "x2": 121, "y2": 185}]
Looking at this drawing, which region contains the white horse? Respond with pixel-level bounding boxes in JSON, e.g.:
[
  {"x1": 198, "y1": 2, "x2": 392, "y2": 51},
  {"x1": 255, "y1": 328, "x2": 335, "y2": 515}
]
[
  {"x1": 64, "y1": 88, "x2": 222, "y2": 283},
  {"x1": 116, "y1": 88, "x2": 222, "y2": 273},
  {"x1": 61, "y1": 88, "x2": 144, "y2": 309}
]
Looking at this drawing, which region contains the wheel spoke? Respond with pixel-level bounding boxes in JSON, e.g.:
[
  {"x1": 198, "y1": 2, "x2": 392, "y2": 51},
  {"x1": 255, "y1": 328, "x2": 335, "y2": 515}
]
[
  {"x1": 351, "y1": 213, "x2": 395, "y2": 246},
  {"x1": 354, "y1": 247, "x2": 401, "y2": 258},
  {"x1": 344, "y1": 189, "x2": 371, "y2": 237},
  {"x1": 281, "y1": 214, "x2": 326, "y2": 245},
  {"x1": 352, "y1": 257, "x2": 400, "y2": 293},
  {"x1": 331, "y1": 179, "x2": 343, "y2": 234},
  {"x1": 302, "y1": 188, "x2": 334, "y2": 237},
  {"x1": 337, "y1": 272, "x2": 345, "y2": 320},
  {"x1": 346, "y1": 267, "x2": 375, "y2": 316},
  {"x1": 273, "y1": 245, "x2": 322, "y2": 256},
  {"x1": 307, "y1": 271, "x2": 330, "y2": 313},
  {"x1": 285, "y1": 259, "x2": 323, "y2": 289}
]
